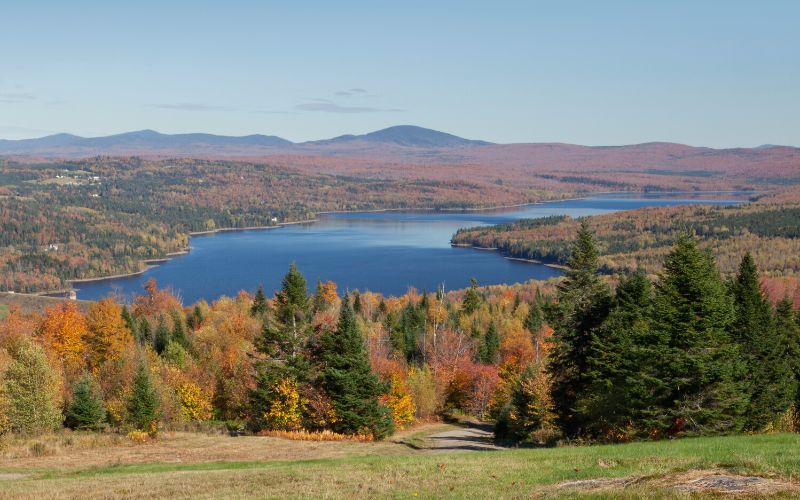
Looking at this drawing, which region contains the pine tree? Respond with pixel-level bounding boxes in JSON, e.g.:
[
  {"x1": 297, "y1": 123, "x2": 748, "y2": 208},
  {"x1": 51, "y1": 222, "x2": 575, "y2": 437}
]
[
  {"x1": 65, "y1": 374, "x2": 106, "y2": 430},
  {"x1": 524, "y1": 297, "x2": 545, "y2": 359},
  {"x1": 127, "y1": 361, "x2": 160, "y2": 431},
  {"x1": 187, "y1": 305, "x2": 204, "y2": 330},
  {"x1": 153, "y1": 315, "x2": 170, "y2": 355},
  {"x1": 251, "y1": 286, "x2": 269, "y2": 317},
  {"x1": 479, "y1": 321, "x2": 500, "y2": 364},
  {"x1": 320, "y1": 296, "x2": 394, "y2": 438},
  {"x1": 775, "y1": 297, "x2": 800, "y2": 409},
  {"x1": 461, "y1": 278, "x2": 482, "y2": 315},
  {"x1": 582, "y1": 270, "x2": 653, "y2": 439},
  {"x1": 138, "y1": 317, "x2": 152, "y2": 346},
  {"x1": 731, "y1": 253, "x2": 795, "y2": 430},
  {"x1": 3, "y1": 341, "x2": 63, "y2": 435},
  {"x1": 170, "y1": 309, "x2": 190, "y2": 350},
  {"x1": 352, "y1": 291, "x2": 362, "y2": 316},
  {"x1": 647, "y1": 235, "x2": 746, "y2": 436},
  {"x1": 549, "y1": 220, "x2": 611, "y2": 436},
  {"x1": 121, "y1": 305, "x2": 135, "y2": 334}
]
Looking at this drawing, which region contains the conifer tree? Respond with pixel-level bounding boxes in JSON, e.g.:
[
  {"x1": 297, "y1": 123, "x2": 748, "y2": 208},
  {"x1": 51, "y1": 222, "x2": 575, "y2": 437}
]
[
  {"x1": 138, "y1": 317, "x2": 152, "y2": 346},
  {"x1": 549, "y1": 220, "x2": 611, "y2": 436},
  {"x1": 583, "y1": 270, "x2": 653, "y2": 438},
  {"x1": 65, "y1": 374, "x2": 106, "y2": 430},
  {"x1": 153, "y1": 315, "x2": 170, "y2": 355},
  {"x1": 647, "y1": 235, "x2": 746, "y2": 435},
  {"x1": 731, "y1": 253, "x2": 795, "y2": 430},
  {"x1": 320, "y1": 296, "x2": 394, "y2": 438},
  {"x1": 170, "y1": 309, "x2": 190, "y2": 350},
  {"x1": 251, "y1": 286, "x2": 269, "y2": 317},
  {"x1": 461, "y1": 278, "x2": 482, "y2": 315},
  {"x1": 127, "y1": 361, "x2": 159, "y2": 431},
  {"x1": 480, "y1": 321, "x2": 500, "y2": 364},
  {"x1": 121, "y1": 305, "x2": 135, "y2": 334},
  {"x1": 775, "y1": 297, "x2": 800, "y2": 408}
]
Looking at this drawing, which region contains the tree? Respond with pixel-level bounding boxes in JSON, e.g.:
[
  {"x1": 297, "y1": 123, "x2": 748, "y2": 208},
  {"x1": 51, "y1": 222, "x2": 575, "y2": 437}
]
[
  {"x1": 775, "y1": 297, "x2": 800, "y2": 410},
  {"x1": 65, "y1": 374, "x2": 106, "y2": 430},
  {"x1": 170, "y1": 309, "x2": 190, "y2": 350},
  {"x1": 127, "y1": 361, "x2": 159, "y2": 431},
  {"x1": 647, "y1": 235, "x2": 746, "y2": 436},
  {"x1": 3, "y1": 341, "x2": 63, "y2": 435},
  {"x1": 319, "y1": 296, "x2": 394, "y2": 438},
  {"x1": 251, "y1": 286, "x2": 268, "y2": 317},
  {"x1": 461, "y1": 278, "x2": 482, "y2": 315},
  {"x1": 731, "y1": 254, "x2": 795, "y2": 430},
  {"x1": 548, "y1": 220, "x2": 611, "y2": 436},
  {"x1": 494, "y1": 362, "x2": 556, "y2": 444},
  {"x1": 582, "y1": 270, "x2": 653, "y2": 439},
  {"x1": 479, "y1": 321, "x2": 500, "y2": 364},
  {"x1": 85, "y1": 298, "x2": 132, "y2": 371},
  {"x1": 37, "y1": 302, "x2": 87, "y2": 367},
  {"x1": 153, "y1": 315, "x2": 170, "y2": 355}
]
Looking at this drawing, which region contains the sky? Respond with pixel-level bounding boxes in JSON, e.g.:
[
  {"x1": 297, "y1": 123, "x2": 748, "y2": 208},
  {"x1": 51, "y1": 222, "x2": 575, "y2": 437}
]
[{"x1": 1, "y1": 1, "x2": 798, "y2": 147}]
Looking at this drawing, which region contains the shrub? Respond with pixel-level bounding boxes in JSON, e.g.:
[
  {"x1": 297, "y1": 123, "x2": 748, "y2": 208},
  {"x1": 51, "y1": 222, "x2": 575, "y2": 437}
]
[{"x1": 381, "y1": 375, "x2": 415, "y2": 430}]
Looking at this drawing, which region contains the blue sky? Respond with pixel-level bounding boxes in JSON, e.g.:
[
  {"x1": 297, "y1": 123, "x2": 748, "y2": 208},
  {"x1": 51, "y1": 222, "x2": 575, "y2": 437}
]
[{"x1": 1, "y1": 1, "x2": 798, "y2": 146}]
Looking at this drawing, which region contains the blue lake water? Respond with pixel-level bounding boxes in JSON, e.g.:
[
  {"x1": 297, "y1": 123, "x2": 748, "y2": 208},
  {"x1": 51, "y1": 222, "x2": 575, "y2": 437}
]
[{"x1": 74, "y1": 194, "x2": 748, "y2": 304}]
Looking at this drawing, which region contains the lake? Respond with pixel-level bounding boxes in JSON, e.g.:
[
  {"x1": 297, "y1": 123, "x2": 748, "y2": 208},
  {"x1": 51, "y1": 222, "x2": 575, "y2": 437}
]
[{"x1": 74, "y1": 194, "x2": 748, "y2": 304}]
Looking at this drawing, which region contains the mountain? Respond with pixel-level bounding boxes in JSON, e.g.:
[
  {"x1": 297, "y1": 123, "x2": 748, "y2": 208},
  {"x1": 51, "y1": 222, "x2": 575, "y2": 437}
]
[
  {"x1": 0, "y1": 130, "x2": 292, "y2": 156},
  {"x1": 306, "y1": 125, "x2": 491, "y2": 148}
]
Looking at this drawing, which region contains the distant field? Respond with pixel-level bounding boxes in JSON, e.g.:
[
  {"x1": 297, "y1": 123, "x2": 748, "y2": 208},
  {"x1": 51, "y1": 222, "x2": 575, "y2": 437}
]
[
  {"x1": 0, "y1": 293, "x2": 91, "y2": 315},
  {"x1": 1, "y1": 430, "x2": 799, "y2": 498}
]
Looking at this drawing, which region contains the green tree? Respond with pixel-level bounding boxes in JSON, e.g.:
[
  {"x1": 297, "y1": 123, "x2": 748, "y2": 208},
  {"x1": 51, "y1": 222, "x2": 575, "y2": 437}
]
[
  {"x1": 647, "y1": 235, "x2": 746, "y2": 436},
  {"x1": 494, "y1": 362, "x2": 556, "y2": 444},
  {"x1": 582, "y1": 270, "x2": 654, "y2": 439},
  {"x1": 479, "y1": 321, "x2": 500, "y2": 364},
  {"x1": 775, "y1": 297, "x2": 800, "y2": 409},
  {"x1": 320, "y1": 296, "x2": 394, "y2": 438},
  {"x1": 65, "y1": 374, "x2": 106, "y2": 430},
  {"x1": 3, "y1": 341, "x2": 63, "y2": 435},
  {"x1": 549, "y1": 220, "x2": 611, "y2": 436},
  {"x1": 127, "y1": 361, "x2": 160, "y2": 431},
  {"x1": 731, "y1": 254, "x2": 795, "y2": 430},
  {"x1": 251, "y1": 286, "x2": 269, "y2": 317},
  {"x1": 461, "y1": 278, "x2": 482, "y2": 315},
  {"x1": 137, "y1": 317, "x2": 152, "y2": 345},
  {"x1": 170, "y1": 309, "x2": 190, "y2": 350},
  {"x1": 153, "y1": 315, "x2": 170, "y2": 355}
]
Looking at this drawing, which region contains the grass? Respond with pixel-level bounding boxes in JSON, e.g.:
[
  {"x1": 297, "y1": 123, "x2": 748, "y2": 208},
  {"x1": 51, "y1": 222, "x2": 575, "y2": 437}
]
[
  {"x1": 2, "y1": 432, "x2": 800, "y2": 498},
  {"x1": 0, "y1": 304, "x2": 7, "y2": 320}
]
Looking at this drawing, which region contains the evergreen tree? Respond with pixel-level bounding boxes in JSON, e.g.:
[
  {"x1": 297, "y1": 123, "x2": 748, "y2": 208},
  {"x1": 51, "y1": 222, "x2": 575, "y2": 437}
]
[
  {"x1": 138, "y1": 317, "x2": 152, "y2": 346},
  {"x1": 187, "y1": 305, "x2": 204, "y2": 330},
  {"x1": 461, "y1": 278, "x2": 482, "y2": 315},
  {"x1": 731, "y1": 253, "x2": 795, "y2": 430},
  {"x1": 549, "y1": 220, "x2": 611, "y2": 436},
  {"x1": 320, "y1": 296, "x2": 394, "y2": 438},
  {"x1": 775, "y1": 297, "x2": 800, "y2": 409},
  {"x1": 582, "y1": 270, "x2": 653, "y2": 438},
  {"x1": 153, "y1": 315, "x2": 170, "y2": 355},
  {"x1": 251, "y1": 286, "x2": 269, "y2": 317},
  {"x1": 127, "y1": 361, "x2": 160, "y2": 431},
  {"x1": 479, "y1": 321, "x2": 500, "y2": 364},
  {"x1": 352, "y1": 291, "x2": 362, "y2": 316},
  {"x1": 121, "y1": 305, "x2": 135, "y2": 334},
  {"x1": 524, "y1": 297, "x2": 545, "y2": 359},
  {"x1": 170, "y1": 309, "x2": 190, "y2": 350},
  {"x1": 647, "y1": 235, "x2": 746, "y2": 436},
  {"x1": 65, "y1": 374, "x2": 106, "y2": 430}
]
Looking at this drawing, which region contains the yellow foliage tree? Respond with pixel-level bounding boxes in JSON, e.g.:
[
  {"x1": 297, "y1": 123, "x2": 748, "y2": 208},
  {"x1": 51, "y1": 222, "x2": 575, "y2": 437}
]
[
  {"x1": 37, "y1": 302, "x2": 87, "y2": 366},
  {"x1": 85, "y1": 298, "x2": 133, "y2": 371},
  {"x1": 177, "y1": 382, "x2": 213, "y2": 421},
  {"x1": 381, "y1": 375, "x2": 415, "y2": 430},
  {"x1": 262, "y1": 378, "x2": 303, "y2": 431}
]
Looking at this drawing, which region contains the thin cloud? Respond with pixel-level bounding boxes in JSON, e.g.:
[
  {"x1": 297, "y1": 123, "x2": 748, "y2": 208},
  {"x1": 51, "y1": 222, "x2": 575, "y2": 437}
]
[
  {"x1": 0, "y1": 92, "x2": 37, "y2": 103},
  {"x1": 335, "y1": 88, "x2": 369, "y2": 97},
  {"x1": 150, "y1": 102, "x2": 230, "y2": 111},
  {"x1": 295, "y1": 98, "x2": 404, "y2": 114}
]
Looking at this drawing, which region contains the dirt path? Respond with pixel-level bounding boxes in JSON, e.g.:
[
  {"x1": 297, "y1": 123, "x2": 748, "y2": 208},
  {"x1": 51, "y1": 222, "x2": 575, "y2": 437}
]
[{"x1": 426, "y1": 421, "x2": 504, "y2": 452}]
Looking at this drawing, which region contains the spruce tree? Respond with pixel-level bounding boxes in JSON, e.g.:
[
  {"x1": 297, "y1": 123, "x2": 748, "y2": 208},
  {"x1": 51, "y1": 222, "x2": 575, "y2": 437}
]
[
  {"x1": 647, "y1": 235, "x2": 746, "y2": 436},
  {"x1": 251, "y1": 286, "x2": 269, "y2": 317},
  {"x1": 583, "y1": 270, "x2": 653, "y2": 438},
  {"x1": 775, "y1": 297, "x2": 800, "y2": 409},
  {"x1": 731, "y1": 254, "x2": 795, "y2": 430},
  {"x1": 138, "y1": 317, "x2": 152, "y2": 346},
  {"x1": 153, "y1": 315, "x2": 170, "y2": 355},
  {"x1": 170, "y1": 309, "x2": 190, "y2": 350},
  {"x1": 549, "y1": 220, "x2": 611, "y2": 436},
  {"x1": 461, "y1": 278, "x2": 482, "y2": 315},
  {"x1": 127, "y1": 361, "x2": 160, "y2": 431},
  {"x1": 480, "y1": 321, "x2": 500, "y2": 364},
  {"x1": 65, "y1": 374, "x2": 106, "y2": 430},
  {"x1": 320, "y1": 297, "x2": 394, "y2": 438},
  {"x1": 121, "y1": 305, "x2": 135, "y2": 335}
]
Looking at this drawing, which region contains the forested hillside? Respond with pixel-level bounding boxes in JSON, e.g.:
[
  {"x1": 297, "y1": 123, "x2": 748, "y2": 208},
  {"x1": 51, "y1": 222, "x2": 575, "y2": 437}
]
[{"x1": 452, "y1": 200, "x2": 800, "y2": 278}]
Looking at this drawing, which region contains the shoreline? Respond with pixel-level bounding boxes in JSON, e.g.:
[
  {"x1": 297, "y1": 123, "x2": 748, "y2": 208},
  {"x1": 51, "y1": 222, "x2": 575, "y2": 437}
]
[
  {"x1": 450, "y1": 242, "x2": 568, "y2": 270},
  {"x1": 55, "y1": 190, "x2": 751, "y2": 294}
]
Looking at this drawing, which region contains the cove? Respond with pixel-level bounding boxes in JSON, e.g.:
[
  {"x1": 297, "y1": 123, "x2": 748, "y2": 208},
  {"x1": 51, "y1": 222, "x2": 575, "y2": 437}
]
[{"x1": 74, "y1": 193, "x2": 748, "y2": 304}]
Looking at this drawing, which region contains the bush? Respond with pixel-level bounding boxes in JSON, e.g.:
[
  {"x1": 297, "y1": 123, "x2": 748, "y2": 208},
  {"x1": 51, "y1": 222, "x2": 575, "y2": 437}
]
[{"x1": 407, "y1": 366, "x2": 438, "y2": 419}]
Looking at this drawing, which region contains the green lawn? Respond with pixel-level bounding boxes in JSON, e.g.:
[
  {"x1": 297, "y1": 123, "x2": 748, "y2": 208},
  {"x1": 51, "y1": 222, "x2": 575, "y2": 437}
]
[
  {"x1": 0, "y1": 304, "x2": 7, "y2": 320},
  {"x1": 2, "y1": 433, "x2": 800, "y2": 498}
]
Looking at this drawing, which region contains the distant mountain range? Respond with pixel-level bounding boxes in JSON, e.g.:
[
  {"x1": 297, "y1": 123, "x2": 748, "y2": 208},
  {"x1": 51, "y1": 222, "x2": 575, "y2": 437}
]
[{"x1": 0, "y1": 125, "x2": 489, "y2": 156}]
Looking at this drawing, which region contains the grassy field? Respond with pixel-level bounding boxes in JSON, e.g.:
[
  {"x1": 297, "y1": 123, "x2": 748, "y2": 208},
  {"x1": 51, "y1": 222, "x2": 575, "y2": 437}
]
[
  {"x1": 2, "y1": 430, "x2": 800, "y2": 498},
  {"x1": 0, "y1": 303, "x2": 7, "y2": 320}
]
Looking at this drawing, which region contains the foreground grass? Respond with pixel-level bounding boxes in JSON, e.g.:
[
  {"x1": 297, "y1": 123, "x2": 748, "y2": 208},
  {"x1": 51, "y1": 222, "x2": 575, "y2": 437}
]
[{"x1": 2, "y1": 433, "x2": 800, "y2": 498}]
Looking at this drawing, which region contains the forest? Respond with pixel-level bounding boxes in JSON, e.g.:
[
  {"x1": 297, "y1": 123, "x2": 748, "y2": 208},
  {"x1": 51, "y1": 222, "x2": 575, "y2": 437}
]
[
  {"x1": 2, "y1": 225, "x2": 800, "y2": 446},
  {"x1": 452, "y1": 198, "x2": 800, "y2": 280}
]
